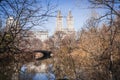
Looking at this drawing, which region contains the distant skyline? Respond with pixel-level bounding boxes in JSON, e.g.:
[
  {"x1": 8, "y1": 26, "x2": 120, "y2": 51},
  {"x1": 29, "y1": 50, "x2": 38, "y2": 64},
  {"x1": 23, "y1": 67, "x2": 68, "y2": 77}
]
[{"x1": 30, "y1": 0, "x2": 106, "y2": 36}]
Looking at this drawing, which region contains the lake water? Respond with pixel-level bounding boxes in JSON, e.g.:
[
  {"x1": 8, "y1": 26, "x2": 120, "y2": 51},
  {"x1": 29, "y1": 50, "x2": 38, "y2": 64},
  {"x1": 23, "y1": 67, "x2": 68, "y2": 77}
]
[{"x1": 19, "y1": 62, "x2": 55, "y2": 80}]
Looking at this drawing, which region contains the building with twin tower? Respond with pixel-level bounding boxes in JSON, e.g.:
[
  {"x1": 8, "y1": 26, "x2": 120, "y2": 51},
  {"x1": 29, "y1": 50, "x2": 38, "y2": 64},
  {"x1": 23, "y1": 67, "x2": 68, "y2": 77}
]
[{"x1": 55, "y1": 10, "x2": 75, "y2": 34}]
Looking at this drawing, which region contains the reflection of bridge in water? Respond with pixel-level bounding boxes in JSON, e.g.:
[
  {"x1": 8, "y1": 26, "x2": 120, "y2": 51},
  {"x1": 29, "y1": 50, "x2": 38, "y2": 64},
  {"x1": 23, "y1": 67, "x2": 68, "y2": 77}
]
[
  {"x1": 20, "y1": 62, "x2": 55, "y2": 80},
  {"x1": 12, "y1": 50, "x2": 55, "y2": 80}
]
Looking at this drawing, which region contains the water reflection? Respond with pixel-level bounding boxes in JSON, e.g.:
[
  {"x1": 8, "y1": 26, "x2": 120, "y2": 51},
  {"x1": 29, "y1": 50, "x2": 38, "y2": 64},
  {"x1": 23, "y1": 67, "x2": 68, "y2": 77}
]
[{"x1": 20, "y1": 62, "x2": 55, "y2": 80}]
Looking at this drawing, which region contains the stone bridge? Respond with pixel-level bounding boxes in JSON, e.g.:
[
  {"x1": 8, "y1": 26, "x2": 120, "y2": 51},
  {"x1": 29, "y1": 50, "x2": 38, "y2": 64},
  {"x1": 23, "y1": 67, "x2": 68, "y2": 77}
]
[{"x1": 33, "y1": 50, "x2": 53, "y2": 60}]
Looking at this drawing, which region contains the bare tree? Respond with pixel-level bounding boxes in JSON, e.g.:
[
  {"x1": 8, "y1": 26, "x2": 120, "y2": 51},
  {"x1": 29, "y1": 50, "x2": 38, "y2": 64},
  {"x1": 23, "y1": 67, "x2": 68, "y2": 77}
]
[
  {"x1": 0, "y1": 0, "x2": 57, "y2": 80},
  {"x1": 0, "y1": 0, "x2": 57, "y2": 53},
  {"x1": 74, "y1": 0, "x2": 120, "y2": 80},
  {"x1": 87, "y1": 1, "x2": 120, "y2": 80}
]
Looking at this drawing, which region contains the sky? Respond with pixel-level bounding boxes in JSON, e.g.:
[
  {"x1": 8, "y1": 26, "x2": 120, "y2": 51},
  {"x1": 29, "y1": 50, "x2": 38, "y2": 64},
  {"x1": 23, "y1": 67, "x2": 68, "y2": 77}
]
[
  {"x1": 1, "y1": 0, "x2": 119, "y2": 36},
  {"x1": 42, "y1": 0, "x2": 93, "y2": 35},
  {"x1": 35, "y1": 0, "x2": 106, "y2": 36}
]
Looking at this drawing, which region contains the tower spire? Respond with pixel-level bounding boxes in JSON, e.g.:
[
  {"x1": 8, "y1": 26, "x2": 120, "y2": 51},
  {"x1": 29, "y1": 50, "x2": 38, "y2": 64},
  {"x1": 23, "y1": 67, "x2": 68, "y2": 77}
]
[
  {"x1": 57, "y1": 10, "x2": 62, "y2": 18},
  {"x1": 67, "y1": 11, "x2": 74, "y2": 31},
  {"x1": 56, "y1": 10, "x2": 63, "y2": 32},
  {"x1": 68, "y1": 11, "x2": 72, "y2": 18}
]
